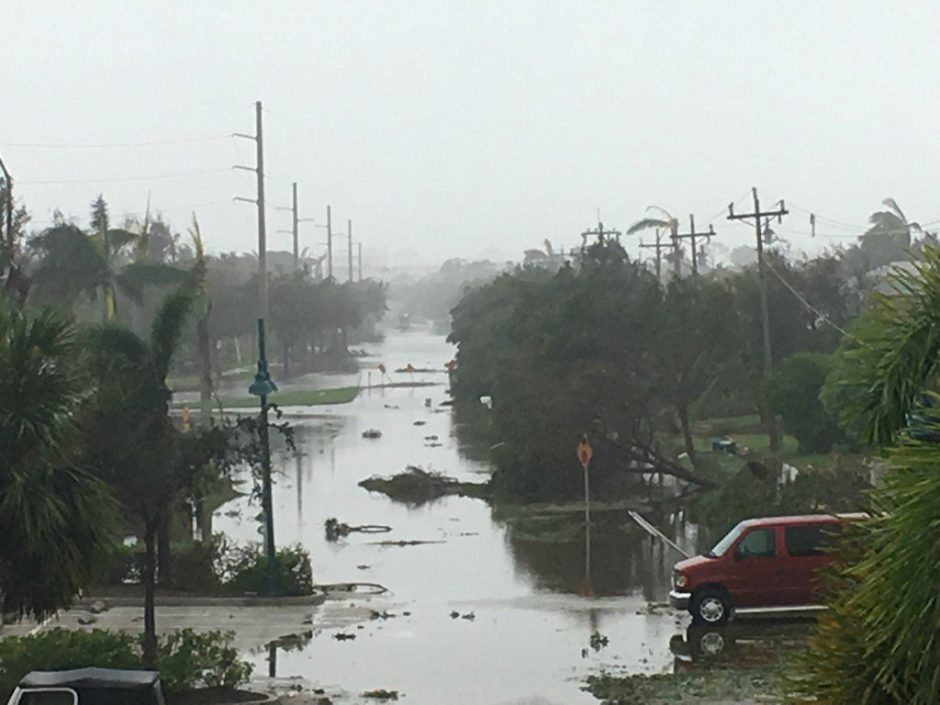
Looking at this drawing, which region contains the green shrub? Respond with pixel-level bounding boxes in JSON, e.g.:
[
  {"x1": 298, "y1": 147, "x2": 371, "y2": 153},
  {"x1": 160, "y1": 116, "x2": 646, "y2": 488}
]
[
  {"x1": 221, "y1": 544, "x2": 314, "y2": 597},
  {"x1": 168, "y1": 538, "x2": 225, "y2": 593},
  {"x1": 0, "y1": 628, "x2": 251, "y2": 696},
  {"x1": 154, "y1": 629, "x2": 252, "y2": 693},
  {"x1": 0, "y1": 629, "x2": 138, "y2": 694}
]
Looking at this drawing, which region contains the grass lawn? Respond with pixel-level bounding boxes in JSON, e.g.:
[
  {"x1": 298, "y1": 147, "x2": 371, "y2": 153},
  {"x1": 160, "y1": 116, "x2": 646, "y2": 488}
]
[{"x1": 180, "y1": 386, "x2": 361, "y2": 409}]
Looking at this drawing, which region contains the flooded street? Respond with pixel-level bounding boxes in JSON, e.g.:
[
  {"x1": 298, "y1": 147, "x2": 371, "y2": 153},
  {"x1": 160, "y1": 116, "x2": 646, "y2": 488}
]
[{"x1": 214, "y1": 330, "x2": 692, "y2": 705}]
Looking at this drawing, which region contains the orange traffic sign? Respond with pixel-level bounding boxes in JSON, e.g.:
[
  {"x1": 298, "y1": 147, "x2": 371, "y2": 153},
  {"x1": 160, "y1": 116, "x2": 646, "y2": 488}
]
[{"x1": 577, "y1": 436, "x2": 592, "y2": 470}]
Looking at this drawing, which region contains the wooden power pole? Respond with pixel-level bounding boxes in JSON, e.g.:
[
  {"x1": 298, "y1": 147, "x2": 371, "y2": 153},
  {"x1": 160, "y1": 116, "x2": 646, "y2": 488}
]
[
  {"x1": 639, "y1": 229, "x2": 670, "y2": 282},
  {"x1": 728, "y1": 188, "x2": 788, "y2": 451},
  {"x1": 674, "y1": 214, "x2": 716, "y2": 276},
  {"x1": 357, "y1": 242, "x2": 363, "y2": 281}
]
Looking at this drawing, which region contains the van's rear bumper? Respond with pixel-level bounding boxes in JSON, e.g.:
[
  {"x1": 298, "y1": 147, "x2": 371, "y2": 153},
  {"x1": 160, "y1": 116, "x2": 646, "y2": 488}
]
[{"x1": 669, "y1": 590, "x2": 691, "y2": 610}]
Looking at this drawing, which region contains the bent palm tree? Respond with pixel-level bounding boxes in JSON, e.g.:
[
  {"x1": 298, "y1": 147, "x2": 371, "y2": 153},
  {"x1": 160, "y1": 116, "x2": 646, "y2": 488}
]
[
  {"x1": 0, "y1": 306, "x2": 116, "y2": 618},
  {"x1": 627, "y1": 206, "x2": 680, "y2": 277}
]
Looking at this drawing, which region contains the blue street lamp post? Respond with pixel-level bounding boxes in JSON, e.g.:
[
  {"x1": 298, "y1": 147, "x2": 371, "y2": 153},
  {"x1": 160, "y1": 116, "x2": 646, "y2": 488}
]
[{"x1": 249, "y1": 318, "x2": 278, "y2": 595}]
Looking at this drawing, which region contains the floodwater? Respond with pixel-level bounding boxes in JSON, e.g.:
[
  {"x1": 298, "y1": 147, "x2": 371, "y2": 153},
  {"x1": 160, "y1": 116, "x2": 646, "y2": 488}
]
[{"x1": 211, "y1": 329, "x2": 767, "y2": 704}]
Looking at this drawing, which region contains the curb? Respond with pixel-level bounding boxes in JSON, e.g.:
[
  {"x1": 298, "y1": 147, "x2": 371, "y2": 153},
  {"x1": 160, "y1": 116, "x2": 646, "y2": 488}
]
[{"x1": 76, "y1": 594, "x2": 327, "y2": 609}]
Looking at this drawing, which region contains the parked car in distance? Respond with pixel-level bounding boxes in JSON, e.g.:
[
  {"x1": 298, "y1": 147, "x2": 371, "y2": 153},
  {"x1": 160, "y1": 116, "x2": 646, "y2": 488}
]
[
  {"x1": 670, "y1": 513, "x2": 867, "y2": 624},
  {"x1": 6, "y1": 669, "x2": 166, "y2": 705}
]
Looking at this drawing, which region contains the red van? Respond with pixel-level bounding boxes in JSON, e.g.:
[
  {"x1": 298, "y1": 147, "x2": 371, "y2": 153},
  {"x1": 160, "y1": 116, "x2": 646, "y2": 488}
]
[{"x1": 670, "y1": 514, "x2": 864, "y2": 624}]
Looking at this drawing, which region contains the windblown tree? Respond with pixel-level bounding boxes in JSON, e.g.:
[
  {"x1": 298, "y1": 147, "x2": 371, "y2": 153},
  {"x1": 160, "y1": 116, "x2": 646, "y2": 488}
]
[
  {"x1": 80, "y1": 283, "x2": 198, "y2": 663},
  {"x1": 449, "y1": 242, "x2": 711, "y2": 500},
  {"x1": 801, "y1": 245, "x2": 940, "y2": 704},
  {"x1": 627, "y1": 206, "x2": 680, "y2": 278},
  {"x1": 0, "y1": 306, "x2": 116, "y2": 618},
  {"x1": 29, "y1": 195, "x2": 187, "y2": 321},
  {"x1": 654, "y1": 276, "x2": 737, "y2": 468}
]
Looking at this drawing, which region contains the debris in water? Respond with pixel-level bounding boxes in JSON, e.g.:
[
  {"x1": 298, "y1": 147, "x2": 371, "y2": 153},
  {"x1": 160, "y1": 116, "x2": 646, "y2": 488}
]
[
  {"x1": 358, "y1": 465, "x2": 491, "y2": 505},
  {"x1": 424, "y1": 435, "x2": 439, "y2": 441},
  {"x1": 362, "y1": 429, "x2": 383, "y2": 439},
  {"x1": 370, "y1": 610, "x2": 396, "y2": 620},
  {"x1": 333, "y1": 632, "x2": 357, "y2": 641},
  {"x1": 413, "y1": 420, "x2": 427, "y2": 426},
  {"x1": 590, "y1": 630, "x2": 609, "y2": 651},
  {"x1": 460, "y1": 612, "x2": 476, "y2": 621},
  {"x1": 361, "y1": 690, "x2": 398, "y2": 701},
  {"x1": 449, "y1": 611, "x2": 460, "y2": 619},
  {"x1": 371, "y1": 539, "x2": 445, "y2": 547},
  {"x1": 357, "y1": 564, "x2": 371, "y2": 570},
  {"x1": 325, "y1": 517, "x2": 392, "y2": 541}
]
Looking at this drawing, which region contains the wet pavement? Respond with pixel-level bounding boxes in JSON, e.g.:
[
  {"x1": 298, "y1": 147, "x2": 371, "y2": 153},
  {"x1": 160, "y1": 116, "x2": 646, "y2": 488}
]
[{"x1": 213, "y1": 329, "x2": 694, "y2": 705}]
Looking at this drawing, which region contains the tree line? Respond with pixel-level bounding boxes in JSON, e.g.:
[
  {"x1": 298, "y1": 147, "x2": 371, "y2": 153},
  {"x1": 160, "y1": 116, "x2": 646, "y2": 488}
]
[{"x1": 447, "y1": 198, "x2": 931, "y2": 501}]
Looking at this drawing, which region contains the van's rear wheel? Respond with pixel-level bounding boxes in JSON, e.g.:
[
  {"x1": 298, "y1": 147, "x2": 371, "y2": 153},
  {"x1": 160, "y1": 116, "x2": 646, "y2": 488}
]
[{"x1": 691, "y1": 589, "x2": 730, "y2": 625}]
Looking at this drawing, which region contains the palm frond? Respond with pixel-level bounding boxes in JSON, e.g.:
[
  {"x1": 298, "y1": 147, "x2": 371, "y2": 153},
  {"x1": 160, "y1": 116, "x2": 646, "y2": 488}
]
[
  {"x1": 105, "y1": 228, "x2": 139, "y2": 254},
  {"x1": 627, "y1": 217, "x2": 672, "y2": 235},
  {"x1": 882, "y1": 197, "x2": 907, "y2": 224},
  {"x1": 150, "y1": 286, "x2": 196, "y2": 382}
]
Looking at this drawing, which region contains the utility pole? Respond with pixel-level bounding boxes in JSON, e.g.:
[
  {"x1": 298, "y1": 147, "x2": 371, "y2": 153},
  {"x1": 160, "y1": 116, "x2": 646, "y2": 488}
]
[
  {"x1": 667, "y1": 219, "x2": 681, "y2": 278},
  {"x1": 357, "y1": 242, "x2": 363, "y2": 281},
  {"x1": 347, "y1": 219, "x2": 354, "y2": 283},
  {"x1": 235, "y1": 101, "x2": 277, "y2": 595},
  {"x1": 233, "y1": 100, "x2": 268, "y2": 319},
  {"x1": 326, "y1": 205, "x2": 333, "y2": 278},
  {"x1": 639, "y1": 229, "x2": 670, "y2": 282},
  {"x1": 291, "y1": 182, "x2": 298, "y2": 268},
  {"x1": 580, "y1": 220, "x2": 622, "y2": 251},
  {"x1": 0, "y1": 156, "x2": 11, "y2": 259},
  {"x1": 674, "y1": 214, "x2": 716, "y2": 276},
  {"x1": 728, "y1": 188, "x2": 788, "y2": 452}
]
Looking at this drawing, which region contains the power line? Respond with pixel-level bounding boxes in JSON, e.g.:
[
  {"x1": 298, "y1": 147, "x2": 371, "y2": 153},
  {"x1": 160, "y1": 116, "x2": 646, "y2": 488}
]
[
  {"x1": 20, "y1": 168, "x2": 232, "y2": 185},
  {"x1": 764, "y1": 259, "x2": 851, "y2": 339},
  {"x1": 0, "y1": 136, "x2": 231, "y2": 149}
]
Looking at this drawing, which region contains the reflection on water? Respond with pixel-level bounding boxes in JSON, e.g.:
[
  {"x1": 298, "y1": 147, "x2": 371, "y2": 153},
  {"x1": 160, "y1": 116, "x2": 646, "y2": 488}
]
[
  {"x1": 670, "y1": 621, "x2": 812, "y2": 670},
  {"x1": 214, "y1": 329, "x2": 783, "y2": 705}
]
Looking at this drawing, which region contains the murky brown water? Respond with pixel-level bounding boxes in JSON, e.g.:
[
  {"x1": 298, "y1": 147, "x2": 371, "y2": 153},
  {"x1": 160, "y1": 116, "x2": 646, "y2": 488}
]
[{"x1": 213, "y1": 329, "x2": 792, "y2": 705}]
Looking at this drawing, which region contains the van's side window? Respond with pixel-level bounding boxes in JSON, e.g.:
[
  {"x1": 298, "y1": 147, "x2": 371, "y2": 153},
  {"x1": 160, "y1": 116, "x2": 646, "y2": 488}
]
[
  {"x1": 735, "y1": 527, "x2": 775, "y2": 558},
  {"x1": 785, "y1": 524, "x2": 836, "y2": 557}
]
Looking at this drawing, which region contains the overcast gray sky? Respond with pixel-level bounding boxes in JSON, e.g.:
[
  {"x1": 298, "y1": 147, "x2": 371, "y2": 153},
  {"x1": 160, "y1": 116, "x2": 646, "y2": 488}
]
[{"x1": 5, "y1": 1, "x2": 940, "y2": 266}]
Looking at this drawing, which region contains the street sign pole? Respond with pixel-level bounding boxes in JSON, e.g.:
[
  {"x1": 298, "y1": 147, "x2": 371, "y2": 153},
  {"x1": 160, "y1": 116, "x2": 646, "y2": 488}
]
[{"x1": 577, "y1": 435, "x2": 593, "y2": 596}]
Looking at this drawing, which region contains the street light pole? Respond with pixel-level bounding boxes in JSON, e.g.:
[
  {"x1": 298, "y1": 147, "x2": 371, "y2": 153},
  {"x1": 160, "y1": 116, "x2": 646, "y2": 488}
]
[{"x1": 249, "y1": 318, "x2": 278, "y2": 594}]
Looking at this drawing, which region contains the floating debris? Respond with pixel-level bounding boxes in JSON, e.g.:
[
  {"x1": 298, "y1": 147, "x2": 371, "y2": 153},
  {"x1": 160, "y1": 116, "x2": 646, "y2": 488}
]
[
  {"x1": 325, "y1": 517, "x2": 392, "y2": 541},
  {"x1": 362, "y1": 429, "x2": 383, "y2": 439},
  {"x1": 361, "y1": 690, "x2": 398, "y2": 701},
  {"x1": 333, "y1": 632, "x2": 357, "y2": 641},
  {"x1": 413, "y1": 420, "x2": 427, "y2": 426},
  {"x1": 590, "y1": 630, "x2": 609, "y2": 651},
  {"x1": 358, "y1": 465, "x2": 491, "y2": 505}
]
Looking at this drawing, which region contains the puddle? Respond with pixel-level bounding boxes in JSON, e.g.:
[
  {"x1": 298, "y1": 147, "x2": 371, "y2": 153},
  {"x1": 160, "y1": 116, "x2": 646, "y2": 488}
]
[{"x1": 213, "y1": 329, "x2": 803, "y2": 704}]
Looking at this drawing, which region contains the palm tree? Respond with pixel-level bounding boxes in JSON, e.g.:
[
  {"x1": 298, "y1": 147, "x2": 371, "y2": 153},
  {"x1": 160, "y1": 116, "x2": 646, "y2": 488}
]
[
  {"x1": 860, "y1": 197, "x2": 921, "y2": 268},
  {"x1": 81, "y1": 282, "x2": 197, "y2": 663},
  {"x1": 0, "y1": 305, "x2": 116, "y2": 619},
  {"x1": 30, "y1": 196, "x2": 187, "y2": 321},
  {"x1": 627, "y1": 206, "x2": 681, "y2": 278},
  {"x1": 802, "y1": 244, "x2": 940, "y2": 703}
]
